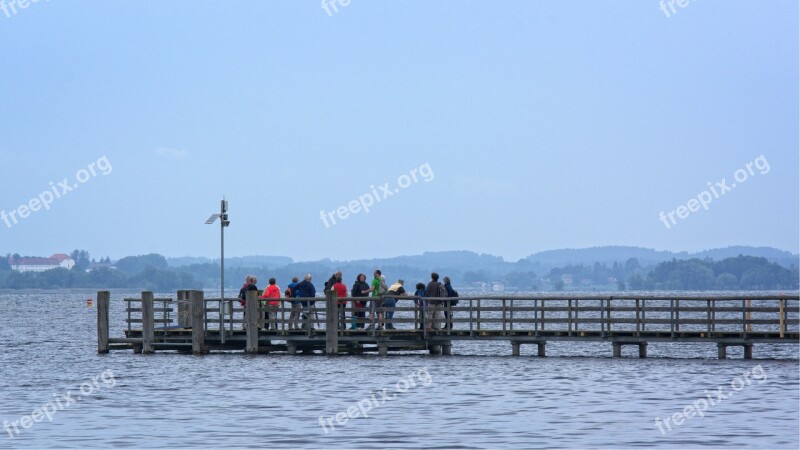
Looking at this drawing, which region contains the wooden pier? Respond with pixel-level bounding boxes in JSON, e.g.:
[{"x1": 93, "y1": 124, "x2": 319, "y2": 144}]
[{"x1": 97, "y1": 291, "x2": 799, "y2": 358}]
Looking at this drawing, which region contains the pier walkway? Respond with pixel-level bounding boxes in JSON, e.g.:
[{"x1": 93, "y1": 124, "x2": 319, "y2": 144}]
[{"x1": 97, "y1": 291, "x2": 799, "y2": 358}]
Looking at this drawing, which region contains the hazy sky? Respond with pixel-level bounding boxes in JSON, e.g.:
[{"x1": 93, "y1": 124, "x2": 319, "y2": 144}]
[{"x1": 1, "y1": 1, "x2": 797, "y2": 262}]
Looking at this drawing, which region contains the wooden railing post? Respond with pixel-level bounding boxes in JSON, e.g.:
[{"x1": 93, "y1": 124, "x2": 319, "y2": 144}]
[
  {"x1": 780, "y1": 298, "x2": 785, "y2": 338},
  {"x1": 567, "y1": 298, "x2": 572, "y2": 336},
  {"x1": 326, "y1": 290, "x2": 338, "y2": 355},
  {"x1": 477, "y1": 298, "x2": 482, "y2": 332},
  {"x1": 600, "y1": 298, "x2": 604, "y2": 336},
  {"x1": 742, "y1": 299, "x2": 752, "y2": 334},
  {"x1": 641, "y1": 299, "x2": 646, "y2": 332},
  {"x1": 177, "y1": 289, "x2": 191, "y2": 328},
  {"x1": 191, "y1": 290, "x2": 206, "y2": 354},
  {"x1": 97, "y1": 291, "x2": 110, "y2": 354},
  {"x1": 501, "y1": 298, "x2": 507, "y2": 333},
  {"x1": 540, "y1": 299, "x2": 545, "y2": 332},
  {"x1": 510, "y1": 298, "x2": 514, "y2": 332},
  {"x1": 246, "y1": 290, "x2": 259, "y2": 353},
  {"x1": 669, "y1": 298, "x2": 675, "y2": 338},
  {"x1": 142, "y1": 291, "x2": 155, "y2": 354}
]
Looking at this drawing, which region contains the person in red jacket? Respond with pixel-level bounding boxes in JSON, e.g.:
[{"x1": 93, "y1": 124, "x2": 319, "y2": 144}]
[
  {"x1": 259, "y1": 278, "x2": 281, "y2": 330},
  {"x1": 331, "y1": 276, "x2": 348, "y2": 330}
]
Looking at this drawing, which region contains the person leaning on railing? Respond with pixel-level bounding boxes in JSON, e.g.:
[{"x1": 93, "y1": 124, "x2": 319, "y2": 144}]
[{"x1": 384, "y1": 279, "x2": 407, "y2": 329}]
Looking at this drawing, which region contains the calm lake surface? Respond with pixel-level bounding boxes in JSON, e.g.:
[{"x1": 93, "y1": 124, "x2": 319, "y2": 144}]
[{"x1": 0, "y1": 291, "x2": 798, "y2": 449}]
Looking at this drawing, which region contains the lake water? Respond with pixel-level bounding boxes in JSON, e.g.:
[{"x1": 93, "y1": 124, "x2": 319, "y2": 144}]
[{"x1": 0, "y1": 292, "x2": 798, "y2": 448}]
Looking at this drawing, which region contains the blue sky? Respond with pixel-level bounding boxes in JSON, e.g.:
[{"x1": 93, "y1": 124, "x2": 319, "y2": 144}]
[{"x1": 0, "y1": 0, "x2": 797, "y2": 262}]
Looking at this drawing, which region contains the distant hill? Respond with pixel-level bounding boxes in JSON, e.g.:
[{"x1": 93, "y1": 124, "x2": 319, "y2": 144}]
[
  {"x1": 693, "y1": 247, "x2": 797, "y2": 267},
  {"x1": 526, "y1": 246, "x2": 682, "y2": 268},
  {"x1": 526, "y1": 246, "x2": 798, "y2": 269},
  {"x1": 340, "y1": 251, "x2": 507, "y2": 271},
  {"x1": 167, "y1": 255, "x2": 293, "y2": 268}
]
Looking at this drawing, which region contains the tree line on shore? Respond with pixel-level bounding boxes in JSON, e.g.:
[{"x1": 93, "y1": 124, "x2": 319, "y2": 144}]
[{"x1": 0, "y1": 251, "x2": 796, "y2": 291}]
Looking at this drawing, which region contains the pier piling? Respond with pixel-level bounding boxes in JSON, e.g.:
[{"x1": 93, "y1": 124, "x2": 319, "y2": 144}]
[
  {"x1": 97, "y1": 291, "x2": 110, "y2": 354},
  {"x1": 325, "y1": 290, "x2": 338, "y2": 355},
  {"x1": 142, "y1": 291, "x2": 155, "y2": 354},
  {"x1": 246, "y1": 290, "x2": 259, "y2": 354},
  {"x1": 191, "y1": 290, "x2": 206, "y2": 354}
]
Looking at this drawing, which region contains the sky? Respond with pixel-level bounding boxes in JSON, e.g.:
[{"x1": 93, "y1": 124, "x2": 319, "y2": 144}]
[{"x1": 0, "y1": 0, "x2": 797, "y2": 263}]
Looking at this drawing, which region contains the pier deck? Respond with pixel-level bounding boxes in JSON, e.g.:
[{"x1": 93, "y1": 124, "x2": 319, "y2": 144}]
[{"x1": 97, "y1": 291, "x2": 799, "y2": 358}]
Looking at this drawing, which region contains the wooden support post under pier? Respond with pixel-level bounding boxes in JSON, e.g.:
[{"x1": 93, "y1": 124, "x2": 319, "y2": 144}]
[
  {"x1": 441, "y1": 343, "x2": 452, "y2": 356},
  {"x1": 141, "y1": 291, "x2": 155, "y2": 354},
  {"x1": 191, "y1": 290, "x2": 206, "y2": 355},
  {"x1": 717, "y1": 343, "x2": 752, "y2": 359},
  {"x1": 537, "y1": 342, "x2": 546, "y2": 357},
  {"x1": 246, "y1": 290, "x2": 259, "y2": 354},
  {"x1": 639, "y1": 343, "x2": 648, "y2": 358},
  {"x1": 512, "y1": 342, "x2": 520, "y2": 356},
  {"x1": 613, "y1": 343, "x2": 622, "y2": 358},
  {"x1": 97, "y1": 291, "x2": 110, "y2": 354},
  {"x1": 325, "y1": 290, "x2": 338, "y2": 355}
]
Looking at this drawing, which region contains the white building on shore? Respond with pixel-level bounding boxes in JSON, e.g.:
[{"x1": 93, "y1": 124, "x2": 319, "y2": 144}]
[{"x1": 9, "y1": 254, "x2": 76, "y2": 273}]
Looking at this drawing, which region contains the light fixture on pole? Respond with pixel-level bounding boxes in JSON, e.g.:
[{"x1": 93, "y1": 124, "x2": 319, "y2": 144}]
[{"x1": 205, "y1": 198, "x2": 230, "y2": 343}]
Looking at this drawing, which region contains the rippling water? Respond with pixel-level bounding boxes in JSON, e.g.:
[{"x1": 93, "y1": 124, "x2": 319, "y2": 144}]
[{"x1": 0, "y1": 292, "x2": 797, "y2": 448}]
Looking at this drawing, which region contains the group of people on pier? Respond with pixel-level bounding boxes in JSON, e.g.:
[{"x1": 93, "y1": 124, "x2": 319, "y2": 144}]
[{"x1": 237, "y1": 271, "x2": 459, "y2": 331}]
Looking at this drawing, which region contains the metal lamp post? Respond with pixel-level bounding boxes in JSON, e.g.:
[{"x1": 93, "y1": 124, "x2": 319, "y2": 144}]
[{"x1": 205, "y1": 198, "x2": 230, "y2": 343}]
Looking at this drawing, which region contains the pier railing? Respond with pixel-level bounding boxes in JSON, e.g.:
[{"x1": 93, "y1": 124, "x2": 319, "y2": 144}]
[
  {"x1": 109, "y1": 291, "x2": 798, "y2": 356},
  {"x1": 122, "y1": 292, "x2": 798, "y2": 337}
]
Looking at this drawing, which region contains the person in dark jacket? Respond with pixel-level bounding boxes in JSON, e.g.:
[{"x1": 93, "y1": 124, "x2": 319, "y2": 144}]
[
  {"x1": 285, "y1": 277, "x2": 301, "y2": 330},
  {"x1": 414, "y1": 282, "x2": 426, "y2": 330},
  {"x1": 350, "y1": 273, "x2": 370, "y2": 329},
  {"x1": 443, "y1": 276, "x2": 458, "y2": 330},
  {"x1": 324, "y1": 271, "x2": 342, "y2": 291},
  {"x1": 424, "y1": 272, "x2": 445, "y2": 331},
  {"x1": 238, "y1": 275, "x2": 258, "y2": 329},
  {"x1": 238, "y1": 275, "x2": 253, "y2": 307},
  {"x1": 295, "y1": 274, "x2": 316, "y2": 329}
]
